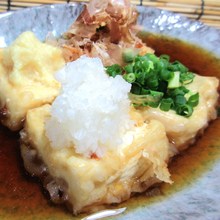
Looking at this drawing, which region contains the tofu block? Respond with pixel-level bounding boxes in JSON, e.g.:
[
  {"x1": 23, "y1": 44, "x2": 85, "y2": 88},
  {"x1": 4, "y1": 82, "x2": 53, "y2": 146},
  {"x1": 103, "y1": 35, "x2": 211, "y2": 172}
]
[
  {"x1": 139, "y1": 74, "x2": 219, "y2": 151},
  {"x1": 0, "y1": 32, "x2": 65, "y2": 130},
  {"x1": 20, "y1": 104, "x2": 171, "y2": 214}
]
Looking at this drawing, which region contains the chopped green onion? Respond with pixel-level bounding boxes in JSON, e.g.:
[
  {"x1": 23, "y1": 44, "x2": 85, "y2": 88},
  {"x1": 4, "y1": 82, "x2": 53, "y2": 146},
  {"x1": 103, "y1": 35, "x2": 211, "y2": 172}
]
[
  {"x1": 124, "y1": 63, "x2": 133, "y2": 73},
  {"x1": 160, "y1": 98, "x2": 173, "y2": 111},
  {"x1": 160, "y1": 54, "x2": 170, "y2": 61},
  {"x1": 147, "y1": 53, "x2": 159, "y2": 63},
  {"x1": 180, "y1": 72, "x2": 195, "y2": 85},
  {"x1": 131, "y1": 83, "x2": 142, "y2": 95},
  {"x1": 168, "y1": 86, "x2": 189, "y2": 97},
  {"x1": 145, "y1": 75, "x2": 159, "y2": 90},
  {"x1": 106, "y1": 64, "x2": 122, "y2": 77},
  {"x1": 176, "y1": 104, "x2": 193, "y2": 117},
  {"x1": 140, "y1": 88, "x2": 150, "y2": 95},
  {"x1": 168, "y1": 61, "x2": 188, "y2": 72},
  {"x1": 160, "y1": 69, "x2": 174, "y2": 81},
  {"x1": 123, "y1": 73, "x2": 136, "y2": 83},
  {"x1": 105, "y1": 51, "x2": 199, "y2": 117},
  {"x1": 174, "y1": 95, "x2": 187, "y2": 106},
  {"x1": 187, "y1": 93, "x2": 199, "y2": 107},
  {"x1": 148, "y1": 61, "x2": 154, "y2": 71},
  {"x1": 148, "y1": 101, "x2": 160, "y2": 108},
  {"x1": 168, "y1": 71, "x2": 180, "y2": 89}
]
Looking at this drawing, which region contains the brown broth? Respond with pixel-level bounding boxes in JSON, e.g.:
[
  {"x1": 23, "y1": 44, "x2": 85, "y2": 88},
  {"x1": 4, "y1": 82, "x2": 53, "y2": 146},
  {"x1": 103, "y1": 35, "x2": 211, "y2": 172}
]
[{"x1": 0, "y1": 35, "x2": 219, "y2": 219}]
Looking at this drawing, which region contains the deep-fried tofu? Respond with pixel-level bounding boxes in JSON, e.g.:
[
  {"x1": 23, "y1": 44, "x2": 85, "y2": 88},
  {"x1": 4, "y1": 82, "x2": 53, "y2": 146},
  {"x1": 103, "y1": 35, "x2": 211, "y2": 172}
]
[
  {"x1": 20, "y1": 104, "x2": 171, "y2": 214},
  {"x1": 0, "y1": 32, "x2": 65, "y2": 130}
]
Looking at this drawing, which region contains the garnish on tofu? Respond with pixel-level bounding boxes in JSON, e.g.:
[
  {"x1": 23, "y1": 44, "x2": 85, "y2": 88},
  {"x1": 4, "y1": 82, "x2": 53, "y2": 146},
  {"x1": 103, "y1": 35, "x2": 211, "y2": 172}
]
[
  {"x1": 106, "y1": 52, "x2": 199, "y2": 117},
  {"x1": 45, "y1": 56, "x2": 133, "y2": 158}
]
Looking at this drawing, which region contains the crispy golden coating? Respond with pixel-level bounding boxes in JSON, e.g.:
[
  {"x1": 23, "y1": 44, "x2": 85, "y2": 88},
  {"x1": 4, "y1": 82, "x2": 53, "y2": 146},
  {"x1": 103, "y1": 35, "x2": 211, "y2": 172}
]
[
  {"x1": 0, "y1": 32, "x2": 65, "y2": 130},
  {"x1": 20, "y1": 105, "x2": 171, "y2": 214}
]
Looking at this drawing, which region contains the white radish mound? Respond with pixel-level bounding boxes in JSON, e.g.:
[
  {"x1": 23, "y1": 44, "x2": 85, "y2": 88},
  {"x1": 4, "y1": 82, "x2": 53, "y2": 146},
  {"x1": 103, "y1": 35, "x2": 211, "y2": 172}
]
[{"x1": 45, "y1": 56, "x2": 134, "y2": 158}]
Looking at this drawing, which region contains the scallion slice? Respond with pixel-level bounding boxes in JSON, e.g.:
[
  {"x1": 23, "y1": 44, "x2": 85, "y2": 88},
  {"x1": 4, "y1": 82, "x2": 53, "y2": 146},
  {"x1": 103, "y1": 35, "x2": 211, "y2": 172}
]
[
  {"x1": 176, "y1": 104, "x2": 193, "y2": 117},
  {"x1": 106, "y1": 64, "x2": 122, "y2": 77},
  {"x1": 168, "y1": 71, "x2": 180, "y2": 89},
  {"x1": 160, "y1": 70, "x2": 174, "y2": 81},
  {"x1": 123, "y1": 73, "x2": 136, "y2": 83},
  {"x1": 174, "y1": 95, "x2": 187, "y2": 106},
  {"x1": 180, "y1": 72, "x2": 195, "y2": 85},
  {"x1": 187, "y1": 92, "x2": 199, "y2": 107},
  {"x1": 160, "y1": 98, "x2": 173, "y2": 111}
]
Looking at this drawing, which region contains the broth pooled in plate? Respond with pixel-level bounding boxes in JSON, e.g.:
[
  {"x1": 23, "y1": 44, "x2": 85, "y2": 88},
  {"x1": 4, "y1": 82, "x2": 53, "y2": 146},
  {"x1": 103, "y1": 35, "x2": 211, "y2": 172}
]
[{"x1": 0, "y1": 0, "x2": 219, "y2": 218}]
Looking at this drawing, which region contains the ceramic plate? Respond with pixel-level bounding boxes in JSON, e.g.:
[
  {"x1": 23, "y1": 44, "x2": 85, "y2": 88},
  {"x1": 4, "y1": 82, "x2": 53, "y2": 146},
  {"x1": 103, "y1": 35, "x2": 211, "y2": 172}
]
[{"x1": 0, "y1": 3, "x2": 219, "y2": 220}]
